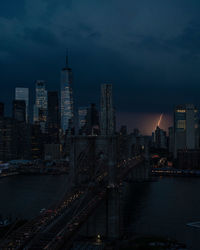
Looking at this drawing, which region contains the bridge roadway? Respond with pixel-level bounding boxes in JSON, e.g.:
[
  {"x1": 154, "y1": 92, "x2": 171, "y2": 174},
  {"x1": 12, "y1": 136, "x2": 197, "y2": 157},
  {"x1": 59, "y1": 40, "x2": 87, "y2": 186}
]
[{"x1": 0, "y1": 157, "x2": 143, "y2": 250}]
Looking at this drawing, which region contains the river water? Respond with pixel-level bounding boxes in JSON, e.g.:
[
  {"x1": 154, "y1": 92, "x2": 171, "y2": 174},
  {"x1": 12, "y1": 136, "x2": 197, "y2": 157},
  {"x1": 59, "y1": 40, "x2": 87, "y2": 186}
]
[
  {"x1": 123, "y1": 177, "x2": 200, "y2": 250},
  {"x1": 0, "y1": 175, "x2": 200, "y2": 249},
  {"x1": 0, "y1": 175, "x2": 68, "y2": 219}
]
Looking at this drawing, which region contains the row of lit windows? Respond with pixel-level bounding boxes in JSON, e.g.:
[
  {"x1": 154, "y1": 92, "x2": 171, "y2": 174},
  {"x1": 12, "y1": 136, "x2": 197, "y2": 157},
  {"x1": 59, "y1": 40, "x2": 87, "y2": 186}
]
[
  {"x1": 176, "y1": 109, "x2": 186, "y2": 113},
  {"x1": 176, "y1": 109, "x2": 198, "y2": 113},
  {"x1": 177, "y1": 120, "x2": 186, "y2": 129}
]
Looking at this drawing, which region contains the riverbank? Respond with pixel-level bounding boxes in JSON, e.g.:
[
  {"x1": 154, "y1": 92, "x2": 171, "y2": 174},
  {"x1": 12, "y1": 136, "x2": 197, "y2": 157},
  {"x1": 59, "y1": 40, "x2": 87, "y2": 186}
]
[
  {"x1": 119, "y1": 236, "x2": 187, "y2": 250},
  {"x1": 72, "y1": 235, "x2": 187, "y2": 250},
  {"x1": 0, "y1": 172, "x2": 19, "y2": 178},
  {"x1": 0, "y1": 168, "x2": 68, "y2": 178},
  {"x1": 152, "y1": 168, "x2": 200, "y2": 177}
]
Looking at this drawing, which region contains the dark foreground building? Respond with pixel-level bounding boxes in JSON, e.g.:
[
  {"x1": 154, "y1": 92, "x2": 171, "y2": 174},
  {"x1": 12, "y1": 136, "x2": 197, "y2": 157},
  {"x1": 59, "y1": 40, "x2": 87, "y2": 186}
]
[
  {"x1": 12, "y1": 100, "x2": 26, "y2": 122},
  {"x1": 47, "y1": 91, "x2": 60, "y2": 143},
  {"x1": 177, "y1": 149, "x2": 200, "y2": 169},
  {"x1": 0, "y1": 117, "x2": 30, "y2": 161}
]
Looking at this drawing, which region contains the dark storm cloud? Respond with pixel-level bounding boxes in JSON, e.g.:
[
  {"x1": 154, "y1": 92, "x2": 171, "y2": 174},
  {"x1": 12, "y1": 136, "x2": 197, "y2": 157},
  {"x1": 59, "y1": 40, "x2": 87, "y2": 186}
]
[
  {"x1": 131, "y1": 20, "x2": 200, "y2": 57},
  {"x1": 171, "y1": 21, "x2": 200, "y2": 54},
  {"x1": 129, "y1": 35, "x2": 173, "y2": 55},
  {"x1": 23, "y1": 27, "x2": 58, "y2": 46},
  {"x1": 1, "y1": 0, "x2": 200, "y2": 132}
]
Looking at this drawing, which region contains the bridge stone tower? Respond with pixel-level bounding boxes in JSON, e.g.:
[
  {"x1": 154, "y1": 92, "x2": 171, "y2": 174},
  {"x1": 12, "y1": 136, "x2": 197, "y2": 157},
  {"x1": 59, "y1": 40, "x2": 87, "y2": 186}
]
[
  {"x1": 69, "y1": 135, "x2": 121, "y2": 239},
  {"x1": 106, "y1": 136, "x2": 121, "y2": 239},
  {"x1": 69, "y1": 135, "x2": 118, "y2": 188}
]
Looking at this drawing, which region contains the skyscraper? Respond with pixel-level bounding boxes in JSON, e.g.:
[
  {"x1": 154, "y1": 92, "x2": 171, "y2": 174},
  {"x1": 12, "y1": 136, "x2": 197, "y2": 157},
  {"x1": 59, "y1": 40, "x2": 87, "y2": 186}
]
[
  {"x1": 47, "y1": 91, "x2": 60, "y2": 143},
  {"x1": 100, "y1": 83, "x2": 114, "y2": 135},
  {"x1": 12, "y1": 100, "x2": 26, "y2": 122},
  {"x1": 168, "y1": 127, "x2": 174, "y2": 153},
  {"x1": 174, "y1": 104, "x2": 199, "y2": 157},
  {"x1": 60, "y1": 55, "x2": 74, "y2": 133},
  {"x1": 30, "y1": 124, "x2": 43, "y2": 159},
  {"x1": 0, "y1": 118, "x2": 18, "y2": 161},
  {"x1": 33, "y1": 80, "x2": 48, "y2": 133},
  {"x1": 85, "y1": 103, "x2": 100, "y2": 135},
  {"x1": 15, "y1": 87, "x2": 29, "y2": 122},
  {"x1": 153, "y1": 126, "x2": 167, "y2": 149},
  {"x1": 119, "y1": 125, "x2": 127, "y2": 135},
  {"x1": 78, "y1": 106, "x2": 88, "y2": 130}
]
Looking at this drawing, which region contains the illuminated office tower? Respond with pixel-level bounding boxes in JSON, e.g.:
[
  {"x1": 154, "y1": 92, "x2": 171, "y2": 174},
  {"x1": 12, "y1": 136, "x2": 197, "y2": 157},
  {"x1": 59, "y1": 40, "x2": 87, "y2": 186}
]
[
  {"x1": 60, "y1": 55, "x2": 74, "y2": 133},
  {"x1": 100, "y1": 83, "x2": 114, "y2": 135},
  {"x1": 174, "y1": 104, "x2": 199, "y2": 157},
  {"x1": 15, "y1": 87, "x2": 29, "y2": 122},
  {"x1": 33, "y1": 80, "x2": 48, "y2": 133}
]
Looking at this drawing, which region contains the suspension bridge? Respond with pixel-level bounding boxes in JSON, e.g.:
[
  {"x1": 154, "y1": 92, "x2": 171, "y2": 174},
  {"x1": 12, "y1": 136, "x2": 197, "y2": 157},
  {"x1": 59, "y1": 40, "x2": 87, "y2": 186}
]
[{"x1": 0, "y1": 135, "x2": 150, "y2": 250}]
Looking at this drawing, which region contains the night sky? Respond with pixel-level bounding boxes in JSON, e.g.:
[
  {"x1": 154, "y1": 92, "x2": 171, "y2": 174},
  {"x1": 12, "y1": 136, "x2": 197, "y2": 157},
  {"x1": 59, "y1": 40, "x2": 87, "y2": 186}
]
[{"x1": 1, "y1": 0, "x2": 200, "y2": 134}]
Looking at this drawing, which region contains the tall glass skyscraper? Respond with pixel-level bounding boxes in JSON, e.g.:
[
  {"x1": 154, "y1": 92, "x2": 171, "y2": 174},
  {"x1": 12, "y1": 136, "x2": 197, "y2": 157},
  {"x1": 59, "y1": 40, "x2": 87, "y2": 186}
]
[
  {"x1": 34, "y1": 80, "x2": 48, "y2": 133},
  {"x1": 15, "y1": 87, "x2": 29, "y2": 122},
  {"x1": 60, "y1": 56, "x2": 74, "y2": 133},
  {"x1": 100, "y1": 84, "x2": 115, "y2": 135}
]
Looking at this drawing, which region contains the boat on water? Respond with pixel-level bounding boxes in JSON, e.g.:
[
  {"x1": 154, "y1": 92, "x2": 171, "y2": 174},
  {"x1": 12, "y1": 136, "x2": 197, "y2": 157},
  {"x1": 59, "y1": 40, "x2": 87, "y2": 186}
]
[
  {"x1": 40, "y1": 208, "x2": 46, "y2": 214},
  {"x1": 186, "y1": 221, "x2": 200, "y2": 229}
]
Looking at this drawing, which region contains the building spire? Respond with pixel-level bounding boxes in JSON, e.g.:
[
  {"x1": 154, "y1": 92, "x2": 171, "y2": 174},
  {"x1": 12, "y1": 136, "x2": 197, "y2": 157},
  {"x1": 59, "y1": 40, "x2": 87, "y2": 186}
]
[{"x1": 66, "y1": 48, "x2": 69, "y2": 67}]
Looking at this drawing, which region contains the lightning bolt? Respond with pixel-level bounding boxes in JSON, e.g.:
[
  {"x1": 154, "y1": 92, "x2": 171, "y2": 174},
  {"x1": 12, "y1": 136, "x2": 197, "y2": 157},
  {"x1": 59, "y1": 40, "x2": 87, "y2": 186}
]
[{"x1": 157, "y1": 113, "x2": 163, "y2": 128}]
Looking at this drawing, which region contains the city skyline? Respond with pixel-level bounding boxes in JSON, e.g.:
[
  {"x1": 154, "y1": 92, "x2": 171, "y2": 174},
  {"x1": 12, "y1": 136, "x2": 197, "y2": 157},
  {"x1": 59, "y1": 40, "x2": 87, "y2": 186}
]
[
  {"x1": 0, "y1": 54, "x2": 173, "y2": 135},
  {"x1": 2, "y1": 86, "x2": 173, "y2": 135},
  {"x1": 1, "y1": 74, "x2": 173, "y2": 135},
  {"x1": 2, "y1": 0, "x2": 200, "y2": 134}
]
